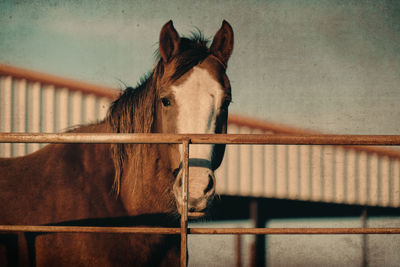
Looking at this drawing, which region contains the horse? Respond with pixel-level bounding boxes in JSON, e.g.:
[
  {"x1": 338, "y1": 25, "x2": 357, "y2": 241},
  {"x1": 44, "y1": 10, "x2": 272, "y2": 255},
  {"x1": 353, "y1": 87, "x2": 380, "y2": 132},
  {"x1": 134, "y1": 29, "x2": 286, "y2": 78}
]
[{"x1": 0, "y1": 20, "x2": 234, "y2": 266}]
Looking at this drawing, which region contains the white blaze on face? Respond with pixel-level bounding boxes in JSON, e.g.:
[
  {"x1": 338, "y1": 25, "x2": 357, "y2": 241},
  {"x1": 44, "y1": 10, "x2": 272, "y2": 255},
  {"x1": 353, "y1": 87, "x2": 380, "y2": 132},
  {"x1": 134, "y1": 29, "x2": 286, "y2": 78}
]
[
  {"x1": 172, "y1": 66, "x2": 223, "y2": 159},
  {"x1": 171, "y1": 66, "x2": 223, "y2": 204}
]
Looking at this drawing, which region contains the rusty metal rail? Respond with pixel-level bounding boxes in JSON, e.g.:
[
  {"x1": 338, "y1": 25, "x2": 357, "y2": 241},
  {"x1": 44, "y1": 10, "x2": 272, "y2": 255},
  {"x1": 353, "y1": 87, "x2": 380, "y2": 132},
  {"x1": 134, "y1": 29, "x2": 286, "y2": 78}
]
[
  {"x1": 0, "y1": 225, "x2": 181, "y2": 234},
  {"x1": 1, "y1": 133, "x2": 400, "y2": 145},
  {"x1": 188, "y1": 227, "x2": 400, "y2": 235},
  {"x1": 1, "y1": 225, "x2": 400, "y2": 235},
  {"x1": 1, "y1": 133, "x2": 400, "y2": 267}
]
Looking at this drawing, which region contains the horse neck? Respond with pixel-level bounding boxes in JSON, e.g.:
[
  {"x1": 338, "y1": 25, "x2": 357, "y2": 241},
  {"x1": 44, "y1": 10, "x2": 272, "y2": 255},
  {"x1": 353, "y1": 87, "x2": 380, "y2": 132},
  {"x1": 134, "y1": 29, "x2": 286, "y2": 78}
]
[
  {"x1": 59, "y1": 122, "x2": 129, "y2": 217},
  {"x1": 0, "y1": 121, "x2": 126, "y2": 225},
  {"x1": 67, "y1": 121, "x2": 115, "y2": 177},
  {"x1": 118, "y1": 142, "x2": 177, "y2": 216}
]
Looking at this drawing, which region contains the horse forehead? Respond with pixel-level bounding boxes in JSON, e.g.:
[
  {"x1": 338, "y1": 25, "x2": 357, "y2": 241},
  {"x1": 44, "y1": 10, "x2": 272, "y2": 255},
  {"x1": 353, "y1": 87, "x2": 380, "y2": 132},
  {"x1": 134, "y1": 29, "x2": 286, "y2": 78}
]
[{"x1": 171, "y1": 66, "x2": 223, "y2": 101}]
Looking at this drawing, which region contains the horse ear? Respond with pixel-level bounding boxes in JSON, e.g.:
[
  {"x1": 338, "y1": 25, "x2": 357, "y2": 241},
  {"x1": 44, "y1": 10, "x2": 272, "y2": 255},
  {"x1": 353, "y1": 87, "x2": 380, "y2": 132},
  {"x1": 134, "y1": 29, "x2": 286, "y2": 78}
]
[
  {"x1": 159, "y1": 20, "x2": 180, "y2": 63},
  {"x1": 210, "y1": 20, "x2": 234, "y2": 66}
]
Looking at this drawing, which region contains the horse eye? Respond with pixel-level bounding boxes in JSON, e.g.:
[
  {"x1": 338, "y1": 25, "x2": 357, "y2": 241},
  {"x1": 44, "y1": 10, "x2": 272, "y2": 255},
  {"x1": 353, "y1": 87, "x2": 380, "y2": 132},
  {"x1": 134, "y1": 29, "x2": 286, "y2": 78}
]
[{"x1": 161, "y1": 97, "x2": 171, "y2": 107}]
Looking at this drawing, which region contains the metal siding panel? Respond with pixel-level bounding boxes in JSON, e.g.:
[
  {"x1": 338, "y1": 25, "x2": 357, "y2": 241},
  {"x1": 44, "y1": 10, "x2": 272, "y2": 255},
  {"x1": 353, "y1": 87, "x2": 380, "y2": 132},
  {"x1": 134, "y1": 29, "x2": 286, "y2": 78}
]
[
  {"x1": 335, "y1": 147, "x2": 345, "y2": 204},
  {"x1": 69, "y1": 90, "x2": 83, "y2": 127},
  {"x1": 311, "y1": 146, "x2": 322, "y2": 202},
  {"x1": 263, "y1": 142, "x2": 275, "y2": 198},
  {"x1": 345, "y1": 150, "x2": 356, "y2": 204},
  {"x1": 41, "y1": 85, "x2": 55, "y2": 133},
  {"x1": 55, "y1": 88, "x2": 69, "y2": 132},
  {"x1": 41, "y1": 85, "x2": 55, "y2": 150},
  {"x1": 239, "y1": 127, "x2": 252, "y2": 196},
  {"x1": 322, "y1": 146, "x2": 334, "y2": 203},
  {"x1": 0, "y1": 76, "x2": 12, "y2": 157},
  {"x1": 287, "y1": 145, "x2": 299, "y2": 200},
  {"x1": 97, "y1": 97, "x2": 110, "y2": 120},
  {"x1": 353, "y1": 152, "x2": 360, "y2": 204},
  {"x1": 380, "y1": 156, "x2": 390, "y2": 206},
  {"x1": 27, "y1": 82, "x2": 41, "y2": 154},
  {"x1": 358, "y1": 152, "x2": 368, "y2": 205},
  {"x1": 12, "y1": 79, "x2": 27, "y2": 156},
  {"x1": 368, "y1": 154, "x2": 379, "y2": 206},
  {"x1": 251, "y1": 129, "x2": 264, "y2": 197},
  {"x1": 226, "y1": 124, "x2": 240, "y2": 195},
  {"x1": 276, "y1": 145, "x2": 287, "y2": 198},
  {"x1": 84, "y1": 94, "x2": 96, "y2": 124},
  {"x1": 299, "y1": 145, "x2": 310, "y2": 201},
  {"x1": 392, "y1": 160, "x2": 400, "y2": 207}
]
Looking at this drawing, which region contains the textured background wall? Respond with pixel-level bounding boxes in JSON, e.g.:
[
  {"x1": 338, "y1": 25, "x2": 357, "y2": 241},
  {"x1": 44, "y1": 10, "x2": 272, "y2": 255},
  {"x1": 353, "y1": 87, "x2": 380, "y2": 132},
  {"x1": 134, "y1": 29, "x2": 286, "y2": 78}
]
[{"x1": 1, "y1": 0, "x2": 399, "y2": 134}]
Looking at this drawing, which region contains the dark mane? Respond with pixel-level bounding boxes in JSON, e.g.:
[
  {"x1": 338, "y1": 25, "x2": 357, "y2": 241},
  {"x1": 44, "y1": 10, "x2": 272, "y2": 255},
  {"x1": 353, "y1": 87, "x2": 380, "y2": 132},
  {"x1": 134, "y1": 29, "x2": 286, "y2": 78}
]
[{"x1": 106, "y1": 33, "x2": 211, "y2": 195}]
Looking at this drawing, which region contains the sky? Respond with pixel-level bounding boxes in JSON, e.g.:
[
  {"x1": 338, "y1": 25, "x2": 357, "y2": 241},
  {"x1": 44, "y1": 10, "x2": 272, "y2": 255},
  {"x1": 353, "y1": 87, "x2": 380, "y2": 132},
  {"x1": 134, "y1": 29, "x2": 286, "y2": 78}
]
[{"x1": 0, "y1": 0, "x2": 399, "y2": 134}]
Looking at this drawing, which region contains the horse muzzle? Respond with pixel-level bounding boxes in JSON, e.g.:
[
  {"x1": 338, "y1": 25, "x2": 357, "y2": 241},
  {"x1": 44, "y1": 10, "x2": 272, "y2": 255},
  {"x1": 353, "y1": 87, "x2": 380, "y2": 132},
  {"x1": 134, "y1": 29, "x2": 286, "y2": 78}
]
[{"x1": 173, "y1": 162, "x2": 216, "y2": 219}]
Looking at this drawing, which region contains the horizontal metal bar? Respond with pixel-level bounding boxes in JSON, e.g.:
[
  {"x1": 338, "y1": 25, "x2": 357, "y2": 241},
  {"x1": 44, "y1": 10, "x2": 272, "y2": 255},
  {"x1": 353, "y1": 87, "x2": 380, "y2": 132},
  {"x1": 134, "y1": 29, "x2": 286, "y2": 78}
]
[
  {"x1": 1, "y1": 133, "x2": 400, "y2": 145},
  {"x1": 190, "y1": 134, "x2": 400, "y2": 145},
  {"x1": 189, "y1": 228, "x2": 400, "y2": 235},
  {"x1": 0, "y1": 225, "x2": 181, "y2": 234},
  {"x1": 1, "y1": 225, "x2": 400, "y2": 235},
  {"x1": 0, "y1": 133, "x2": 184, "y2": 144}
]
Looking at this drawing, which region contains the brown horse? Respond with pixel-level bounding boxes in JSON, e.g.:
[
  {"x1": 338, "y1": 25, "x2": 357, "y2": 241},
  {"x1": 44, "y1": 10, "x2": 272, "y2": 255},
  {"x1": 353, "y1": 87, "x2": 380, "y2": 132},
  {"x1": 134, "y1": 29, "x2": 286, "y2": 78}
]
[{"x1": 0, "y1": 20, "x2": 233, "y2": 266}]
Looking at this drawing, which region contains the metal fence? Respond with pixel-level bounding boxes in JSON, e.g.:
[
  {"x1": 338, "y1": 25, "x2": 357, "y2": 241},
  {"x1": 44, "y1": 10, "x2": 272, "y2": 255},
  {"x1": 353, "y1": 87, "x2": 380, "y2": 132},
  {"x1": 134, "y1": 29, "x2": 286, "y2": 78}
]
[{"x1": 1, "y1": 133, "x2": 400, "y2": 267}]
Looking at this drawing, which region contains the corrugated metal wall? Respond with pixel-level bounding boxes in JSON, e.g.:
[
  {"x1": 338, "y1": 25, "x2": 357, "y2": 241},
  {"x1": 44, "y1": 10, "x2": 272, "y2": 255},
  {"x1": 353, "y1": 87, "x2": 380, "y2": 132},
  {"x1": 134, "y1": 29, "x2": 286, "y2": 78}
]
[
  {"x1": 215, "y1": 126, "x2": 400, "y2": 207},
  {"x1": 1, "y1": 68, "x2": 399, "y2": 208},
  {"x1": 0, "y1": 76, "x2": 110, "y2": 157}
]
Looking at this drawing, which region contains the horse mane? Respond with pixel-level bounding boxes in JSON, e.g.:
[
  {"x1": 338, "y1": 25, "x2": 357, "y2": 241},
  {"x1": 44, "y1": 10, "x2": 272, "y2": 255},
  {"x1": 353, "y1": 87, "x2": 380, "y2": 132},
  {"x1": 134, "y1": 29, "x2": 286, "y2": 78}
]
[
  {"x1": 107, "y1": 80, "x2": 157, "y2": 195},
  {"x1": 107, "y1": 33, "x2": 211, "y2": 195}
]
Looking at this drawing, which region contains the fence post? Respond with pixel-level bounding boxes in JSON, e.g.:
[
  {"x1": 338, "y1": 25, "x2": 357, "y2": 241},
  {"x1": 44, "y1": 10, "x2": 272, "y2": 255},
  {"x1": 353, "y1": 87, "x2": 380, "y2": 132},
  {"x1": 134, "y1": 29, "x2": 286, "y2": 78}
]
[
  {"x1": 362, "y1": 208, "x2": 369, "y2": 267},
  {"x1": 250, "y1": 199, "x2": 267, "y2": 267},
  {"x1": 180, "y1": 138, "x2": 190, "y2": 267}
]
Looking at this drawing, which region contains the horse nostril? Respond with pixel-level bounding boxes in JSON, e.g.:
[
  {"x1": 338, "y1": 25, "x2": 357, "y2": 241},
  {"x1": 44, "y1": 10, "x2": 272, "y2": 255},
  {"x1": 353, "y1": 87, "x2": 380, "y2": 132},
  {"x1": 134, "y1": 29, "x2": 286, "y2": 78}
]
[{"x1": 204, "y1": 175, "x2": 214, "y2": 194}]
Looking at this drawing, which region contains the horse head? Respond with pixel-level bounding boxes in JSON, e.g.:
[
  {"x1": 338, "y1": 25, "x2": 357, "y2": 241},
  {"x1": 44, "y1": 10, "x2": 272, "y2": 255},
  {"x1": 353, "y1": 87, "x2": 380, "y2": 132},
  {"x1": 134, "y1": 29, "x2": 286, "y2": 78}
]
[{"x1": 155, "y1": 20, "x2": 234, "y2": 218}]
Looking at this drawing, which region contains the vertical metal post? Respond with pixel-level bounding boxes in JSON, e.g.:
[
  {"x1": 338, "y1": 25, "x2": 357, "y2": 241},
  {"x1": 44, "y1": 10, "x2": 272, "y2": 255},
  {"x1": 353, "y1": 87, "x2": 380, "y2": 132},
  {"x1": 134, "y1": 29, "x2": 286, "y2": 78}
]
[
  {"x1": 361, "y1": 208, "x2": 369, "y2": 267},
  {"x1": 180, "y1": 138, "x2": 190, "y2": 267},
  {"x1": 250, "y1": 200, "x2": 266, "y2": 267},
  {"x1": 235, "y1": 234, "x2": 242, "y2": 267}
]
